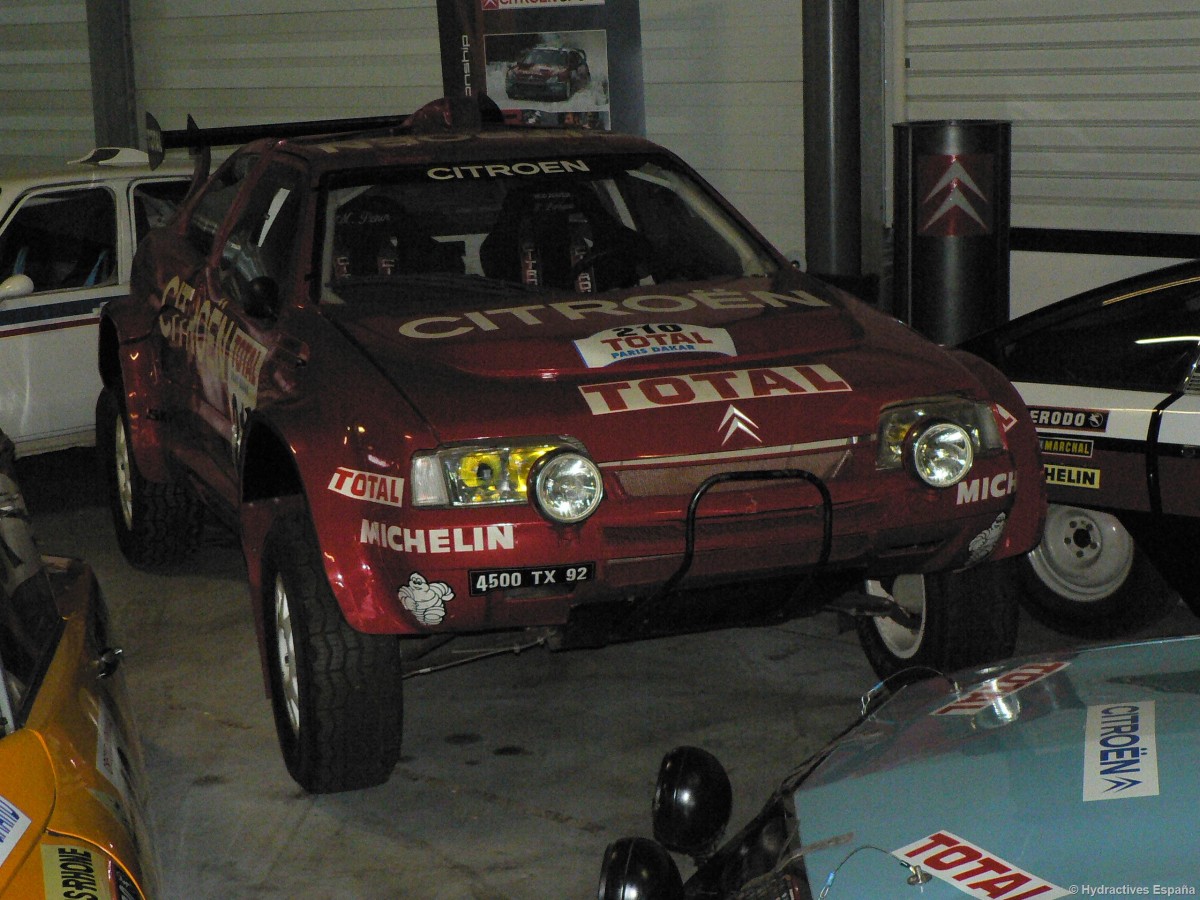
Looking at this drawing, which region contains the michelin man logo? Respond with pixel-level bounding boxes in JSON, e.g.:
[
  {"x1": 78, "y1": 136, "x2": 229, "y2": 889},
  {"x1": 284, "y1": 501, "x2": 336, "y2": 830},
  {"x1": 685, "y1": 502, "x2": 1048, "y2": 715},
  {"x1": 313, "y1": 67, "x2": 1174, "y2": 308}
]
[{"x1": 398, "y1": 573, "x2": 455, "y2": 625}]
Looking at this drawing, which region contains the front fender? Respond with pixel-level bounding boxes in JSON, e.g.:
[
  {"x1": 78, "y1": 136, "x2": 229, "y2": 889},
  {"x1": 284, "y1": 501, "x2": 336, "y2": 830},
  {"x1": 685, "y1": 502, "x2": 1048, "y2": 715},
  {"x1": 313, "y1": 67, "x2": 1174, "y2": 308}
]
[
  {"x1": 97, "y1": 313, "x2": 172, "y2": 483},
  {"x1": 238, "y1": 392, "x2": 431, "y2": 640},
  {"x1": 950, "y1": 348, "x2": 1047, "y2": 560}
]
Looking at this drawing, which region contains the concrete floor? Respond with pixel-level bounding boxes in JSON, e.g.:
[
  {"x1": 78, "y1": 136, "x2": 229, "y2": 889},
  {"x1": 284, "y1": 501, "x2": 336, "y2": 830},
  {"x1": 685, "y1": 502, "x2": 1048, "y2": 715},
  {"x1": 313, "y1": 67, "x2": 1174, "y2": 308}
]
[{"x1": 15, "y1": 447, "x2": 1199, "y2": 899}]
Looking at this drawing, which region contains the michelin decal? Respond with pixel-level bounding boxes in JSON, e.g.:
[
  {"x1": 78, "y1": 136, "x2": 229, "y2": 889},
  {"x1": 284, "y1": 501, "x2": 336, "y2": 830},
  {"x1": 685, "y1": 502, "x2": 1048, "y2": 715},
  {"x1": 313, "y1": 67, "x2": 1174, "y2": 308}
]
[{"x1": 398, "y1": 572, "x2": 455, "y2": 625}]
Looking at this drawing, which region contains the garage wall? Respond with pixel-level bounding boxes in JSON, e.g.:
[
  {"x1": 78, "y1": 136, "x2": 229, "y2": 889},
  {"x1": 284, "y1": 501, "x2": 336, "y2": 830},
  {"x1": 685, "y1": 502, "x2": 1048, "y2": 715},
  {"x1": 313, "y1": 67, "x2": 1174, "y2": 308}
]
[
  {"x1": 128, "y1": 0, "x2": 804, "y2": 261},
  {"x1": 129, "y1": 0, "x2": 443, "y2": 130},
  {"x1": 0, "y1": 0, "x2": 95, "y2": 173},
  {"x1": 640, "y1": 0, "x2": 805, "y2": 261},
  {"x1": 895, "y1": 0, "x2": 1200, "y2": 314}
]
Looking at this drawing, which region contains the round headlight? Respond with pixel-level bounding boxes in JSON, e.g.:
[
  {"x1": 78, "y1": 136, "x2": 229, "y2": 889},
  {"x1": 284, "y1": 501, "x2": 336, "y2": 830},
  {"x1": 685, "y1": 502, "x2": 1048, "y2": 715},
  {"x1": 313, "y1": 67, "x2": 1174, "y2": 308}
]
[
  {"x1": 909, "y1": 419, "x2": 974, "y2": 488},
  {"x1": 530, "y1": 450, "x2": 603, "y2": 524}
]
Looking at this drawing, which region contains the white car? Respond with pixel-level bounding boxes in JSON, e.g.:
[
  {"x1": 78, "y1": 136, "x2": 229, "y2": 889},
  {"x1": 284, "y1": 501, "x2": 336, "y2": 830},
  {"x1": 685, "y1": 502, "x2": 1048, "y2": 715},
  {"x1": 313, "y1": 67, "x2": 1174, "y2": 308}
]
[{"x1": 0, "y1": 148, "x2": 191, "y2": 456}]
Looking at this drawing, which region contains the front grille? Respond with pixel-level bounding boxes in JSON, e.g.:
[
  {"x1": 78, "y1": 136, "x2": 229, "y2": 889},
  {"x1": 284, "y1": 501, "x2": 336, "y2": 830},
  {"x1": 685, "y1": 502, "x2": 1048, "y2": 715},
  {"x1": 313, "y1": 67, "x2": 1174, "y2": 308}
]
[{"x1": 610, "y1": 447, "x2": 853, "y2": 498}]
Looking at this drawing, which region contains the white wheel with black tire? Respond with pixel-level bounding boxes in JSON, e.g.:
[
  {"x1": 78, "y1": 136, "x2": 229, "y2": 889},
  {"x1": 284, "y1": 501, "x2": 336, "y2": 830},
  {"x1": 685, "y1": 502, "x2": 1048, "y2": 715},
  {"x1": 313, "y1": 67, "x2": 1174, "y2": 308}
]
[
  {"x1": 856, "y1": 559, "x2": 1021, "y2": 681},
  {"x1": 97, "y1": 387, "x2": 201, "y2": 569},
  {"x1": 263, "y1": 513, "x2": 404, "y2": 793},
  {"x1": 1019, "y1": 504, "x2": 1174, "y2": 638}
]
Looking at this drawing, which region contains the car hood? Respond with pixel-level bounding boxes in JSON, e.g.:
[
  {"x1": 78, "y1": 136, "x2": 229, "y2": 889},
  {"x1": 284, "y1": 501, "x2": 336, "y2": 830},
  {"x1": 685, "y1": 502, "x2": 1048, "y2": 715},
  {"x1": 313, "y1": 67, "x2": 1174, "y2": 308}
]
[
  {"x1": 511, "y1": 62, "x2": 565, "y2": 77},
  {"x1": 795, "y1": 635, "x2": 1200, "y2": 893},
  {"x1": 0, "y1": 730, "x2": 56, "y2": 894},
  {"x1": 324, "y1": 273, "x2": 985, "y2": 458}
]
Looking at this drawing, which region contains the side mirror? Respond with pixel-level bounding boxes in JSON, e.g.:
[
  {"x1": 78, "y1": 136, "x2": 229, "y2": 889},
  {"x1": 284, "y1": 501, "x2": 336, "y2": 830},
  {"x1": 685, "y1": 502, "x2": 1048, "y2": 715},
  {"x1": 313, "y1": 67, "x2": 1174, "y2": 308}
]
[
  {"x1": 596, "y1": 837, "x2": 684, "y2": 900},
  {"x1": 0, "y1": 274, "x2": 35, "y2": 302},
  {"x1": 652, "y1": 746, "x2": 732, "y2": 859},
  {"x1": 244, "y1": 276, "x2": 280, "y2": 319}
]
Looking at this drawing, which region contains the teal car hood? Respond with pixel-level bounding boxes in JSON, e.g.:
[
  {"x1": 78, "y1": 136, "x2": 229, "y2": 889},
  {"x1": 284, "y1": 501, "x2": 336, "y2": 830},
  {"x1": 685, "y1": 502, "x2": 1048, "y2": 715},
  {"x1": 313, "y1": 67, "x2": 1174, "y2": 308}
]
[{"x1": 795, "y1": 636, "x2": 1200, "y2": 896}]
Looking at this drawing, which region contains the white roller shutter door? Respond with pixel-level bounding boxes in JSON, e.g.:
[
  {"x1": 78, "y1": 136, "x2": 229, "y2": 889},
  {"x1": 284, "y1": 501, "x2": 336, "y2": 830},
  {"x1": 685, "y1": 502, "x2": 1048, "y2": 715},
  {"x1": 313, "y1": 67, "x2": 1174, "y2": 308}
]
[
  {"x1": 128, "y1": 0, "x2": 805, "y2": 262},
  {"x1": 641, "y1": 0, "x2": 804, "y2": 260},
  {"x1": 897, "y1": 0, "x2": 1199, "y2": 312},
  {"x1": 901, "y1": 0, "x2": 1200, "y2": 234},
  {"x1": 0, "y1": 0, "x2": 95, "y2": 172},
  {"x1": 130, "y1": 0, "x2": 443, "y2": 134}
]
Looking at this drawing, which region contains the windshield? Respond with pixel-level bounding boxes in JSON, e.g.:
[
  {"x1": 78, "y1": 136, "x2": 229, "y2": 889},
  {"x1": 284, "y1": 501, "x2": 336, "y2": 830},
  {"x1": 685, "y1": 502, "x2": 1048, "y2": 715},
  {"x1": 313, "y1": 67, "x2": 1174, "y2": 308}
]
[
  {"x1": 319, "y1": 155, "x2": 779, "y2": 304},
  {"x1": 519, "y1": 48, "x2": 569, "y2": 66}
]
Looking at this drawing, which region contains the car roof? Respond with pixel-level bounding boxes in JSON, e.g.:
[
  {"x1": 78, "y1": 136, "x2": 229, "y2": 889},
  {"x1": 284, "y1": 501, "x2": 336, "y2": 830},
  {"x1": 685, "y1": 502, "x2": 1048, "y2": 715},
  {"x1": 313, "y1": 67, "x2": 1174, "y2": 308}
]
[
  {"x1": 243, "y1": 122, "x2": 670, "y2": 179},
  {"x1": 0, "y1": 149, "x2": 193, "y2": 192}
]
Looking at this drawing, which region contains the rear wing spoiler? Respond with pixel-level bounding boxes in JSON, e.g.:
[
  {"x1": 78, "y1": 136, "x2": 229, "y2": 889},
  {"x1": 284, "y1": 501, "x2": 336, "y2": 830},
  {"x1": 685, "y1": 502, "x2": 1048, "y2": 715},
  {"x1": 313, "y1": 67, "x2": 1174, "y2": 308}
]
[
  {"x1": 144, "y1": 111, "x2": 418, "y2": 169},
  {"x1": 144, "y1": 96, "x2": 504, "y2": 169}
]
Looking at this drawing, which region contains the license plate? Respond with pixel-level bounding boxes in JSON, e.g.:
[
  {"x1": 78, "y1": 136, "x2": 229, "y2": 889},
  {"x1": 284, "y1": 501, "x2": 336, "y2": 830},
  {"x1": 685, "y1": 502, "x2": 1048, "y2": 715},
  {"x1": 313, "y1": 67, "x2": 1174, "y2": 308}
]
[{"x1": 468, "y1": 563, "x2": 595, "y2": 595}]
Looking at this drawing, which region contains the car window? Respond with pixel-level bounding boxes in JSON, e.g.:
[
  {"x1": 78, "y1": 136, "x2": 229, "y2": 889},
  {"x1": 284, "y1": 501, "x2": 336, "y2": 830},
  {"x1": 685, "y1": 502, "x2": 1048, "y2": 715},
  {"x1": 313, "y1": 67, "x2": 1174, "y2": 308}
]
[
  {"x1": 0, "y1": 187, "x2": 117, "y2": 293},
  {"x1": 132, "y1": 179, "x2": 191, "y2": 245},
  {"x1": 320, "y1": 156, "x2": 778, "y2": 301},
  {"x1": 218, "y1": 163, "x2": 304, "y2": 307},
  {"x1": 997, "y1": 279, "x2": 1200, "y2": 392},
  {"x1": 186, "y1": 152, "x2": 259, "y2": 258},
  {"x1": 0, "y1": 474, "x2": 61, "y2": 733}
]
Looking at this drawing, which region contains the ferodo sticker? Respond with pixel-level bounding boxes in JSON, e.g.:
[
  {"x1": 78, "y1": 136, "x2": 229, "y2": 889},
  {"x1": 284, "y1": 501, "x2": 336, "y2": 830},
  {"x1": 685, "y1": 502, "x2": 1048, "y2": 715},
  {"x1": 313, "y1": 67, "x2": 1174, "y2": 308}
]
[
  {"x1": 328, "y1": 467, "x2": 405, "y2": 508},
  {"x1": 41, "y1": 844, "x2": 115, "y2": 900},
  {"x1": 1028, "y1": 406, "x2": 1108, "y2": 432},
  {"x1": 1044, "y1": 464, "x2": 1100, "y2": 489},
  {"x1": 573, "y1": 323, "x2": 736, "y2": 368},
  {"x1": 932, "y1": 661, "x2": 1069, "y2": 716},
  {"x1": 1083, "y1": 701, "x2": 1159, "y2": 801},
  {"x1": 894, "y1": 831, "x2": 1068, "y2": 899},
  {"x1": 579, "y1": 364, "x2": 850, "y2": 414},
  {"x1": 0, "y1": 795, "x2": 31, "y2": 868}
]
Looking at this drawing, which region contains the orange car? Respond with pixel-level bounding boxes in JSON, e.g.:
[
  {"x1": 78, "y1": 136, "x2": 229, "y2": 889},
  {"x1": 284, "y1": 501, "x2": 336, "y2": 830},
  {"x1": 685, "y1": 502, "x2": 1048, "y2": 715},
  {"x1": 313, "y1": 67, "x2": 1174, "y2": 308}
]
[{"x1": 0, "y1": 435, "x2": 157, "y2": 899}]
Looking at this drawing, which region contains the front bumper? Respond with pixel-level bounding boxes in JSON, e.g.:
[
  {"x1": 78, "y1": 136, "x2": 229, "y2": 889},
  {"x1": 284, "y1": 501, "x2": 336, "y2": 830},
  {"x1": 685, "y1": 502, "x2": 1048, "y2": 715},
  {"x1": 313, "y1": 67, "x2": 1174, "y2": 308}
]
[{"x1": 309, "y1": 445, "x2": 1029, "y2": 634}]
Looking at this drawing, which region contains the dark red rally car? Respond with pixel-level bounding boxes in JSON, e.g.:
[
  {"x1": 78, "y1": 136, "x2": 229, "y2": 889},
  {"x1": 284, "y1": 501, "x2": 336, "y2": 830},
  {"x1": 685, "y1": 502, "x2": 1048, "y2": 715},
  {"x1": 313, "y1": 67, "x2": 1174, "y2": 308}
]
[{"x1": 97, "y1": 99, "x2": 1044, "y2": 792}]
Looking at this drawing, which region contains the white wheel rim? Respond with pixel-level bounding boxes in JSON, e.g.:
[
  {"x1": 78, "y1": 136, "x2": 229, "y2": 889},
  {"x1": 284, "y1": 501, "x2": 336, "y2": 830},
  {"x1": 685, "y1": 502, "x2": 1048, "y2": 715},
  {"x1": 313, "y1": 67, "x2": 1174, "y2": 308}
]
[
  {"x1": 113, "y1": 414, "x2": 135, "y2": 530},
  {"x1": 1027, "y1": 505, "x2": 1134, "y2": 603},
  {"x1": 867, "y1": 574, "x2": 927, "y2": 660},
  {"x1": 273, "y1": 574, "x2": 301, "y2": 737}
]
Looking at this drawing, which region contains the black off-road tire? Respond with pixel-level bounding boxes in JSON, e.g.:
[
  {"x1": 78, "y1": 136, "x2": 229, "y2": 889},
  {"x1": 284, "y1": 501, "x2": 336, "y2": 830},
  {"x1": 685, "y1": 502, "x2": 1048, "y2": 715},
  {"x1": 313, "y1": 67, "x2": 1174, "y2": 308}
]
[
  {"x1": 1018, "y1": 505, "x2": 1175, "y2": 639},
  {"x1": 856, "y1": 558, "x2": 1021, "y2": 681},
  {"x1": 96, "y1": 387, "x2": 201, "y2": 569},
  {"x1": 263, "y1": 514, "x2": 404, "y2": 793}
]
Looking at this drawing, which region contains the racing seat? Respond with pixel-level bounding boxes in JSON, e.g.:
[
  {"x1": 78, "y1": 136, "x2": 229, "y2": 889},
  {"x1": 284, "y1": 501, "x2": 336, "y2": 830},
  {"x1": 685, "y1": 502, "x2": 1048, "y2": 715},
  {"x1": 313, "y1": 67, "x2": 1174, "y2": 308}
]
[
  {"x1": 333, "y1": 193, "x2": 439, "y2": 277},
  {"x1": 481, "y1": 186, "x2": 650, "y2": 292}
]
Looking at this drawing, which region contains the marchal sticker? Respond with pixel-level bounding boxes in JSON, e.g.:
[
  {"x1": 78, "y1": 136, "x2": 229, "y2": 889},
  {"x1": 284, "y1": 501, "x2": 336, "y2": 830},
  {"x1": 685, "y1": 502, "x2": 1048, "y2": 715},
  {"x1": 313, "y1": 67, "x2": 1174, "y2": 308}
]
[
  {"x1": 1083, "y1": 701, "x2": 1159, "y2": 801},
  {"x1": 573, "y1": 323, "x2": 737, "y2": 368},
  {"x1": 1038, "y1": 436, "x2": 1094, "y2": 459},
  {"x1": 895, "y1": 831, "x2": 1068, "y2": 899},
  {"x1": 0, "y1": 794, "x2": 31, "y2": 869}
]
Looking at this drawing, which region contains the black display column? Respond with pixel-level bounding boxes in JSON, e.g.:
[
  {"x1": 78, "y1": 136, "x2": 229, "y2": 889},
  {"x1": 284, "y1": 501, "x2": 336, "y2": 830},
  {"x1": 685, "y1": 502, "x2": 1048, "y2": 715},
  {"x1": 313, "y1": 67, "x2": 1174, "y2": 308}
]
[{"x1": 893, "y1": 120, "x2": 1011, "y2": 345}]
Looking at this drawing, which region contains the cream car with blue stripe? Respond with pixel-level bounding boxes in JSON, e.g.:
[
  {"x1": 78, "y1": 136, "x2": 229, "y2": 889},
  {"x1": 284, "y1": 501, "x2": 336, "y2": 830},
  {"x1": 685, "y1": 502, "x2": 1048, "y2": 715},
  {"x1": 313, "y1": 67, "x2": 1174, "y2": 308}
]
[{"x1": 0, "y1": 150, "x2": 189, "y2": 456}]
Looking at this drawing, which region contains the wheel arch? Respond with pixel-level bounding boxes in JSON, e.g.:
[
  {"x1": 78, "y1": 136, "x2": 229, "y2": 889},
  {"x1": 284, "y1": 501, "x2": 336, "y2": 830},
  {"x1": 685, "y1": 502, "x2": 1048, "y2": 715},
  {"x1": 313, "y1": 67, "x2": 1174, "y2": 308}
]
[
  {"x1": 948, "y1": 348, "x2": 1047, "y2": 561},
  {"x1": 96, "y1": 313, "x2": 173, "y2": 483},
  {"x1": 238, "y1": 413, "x2": 308, "y2": 690}
]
